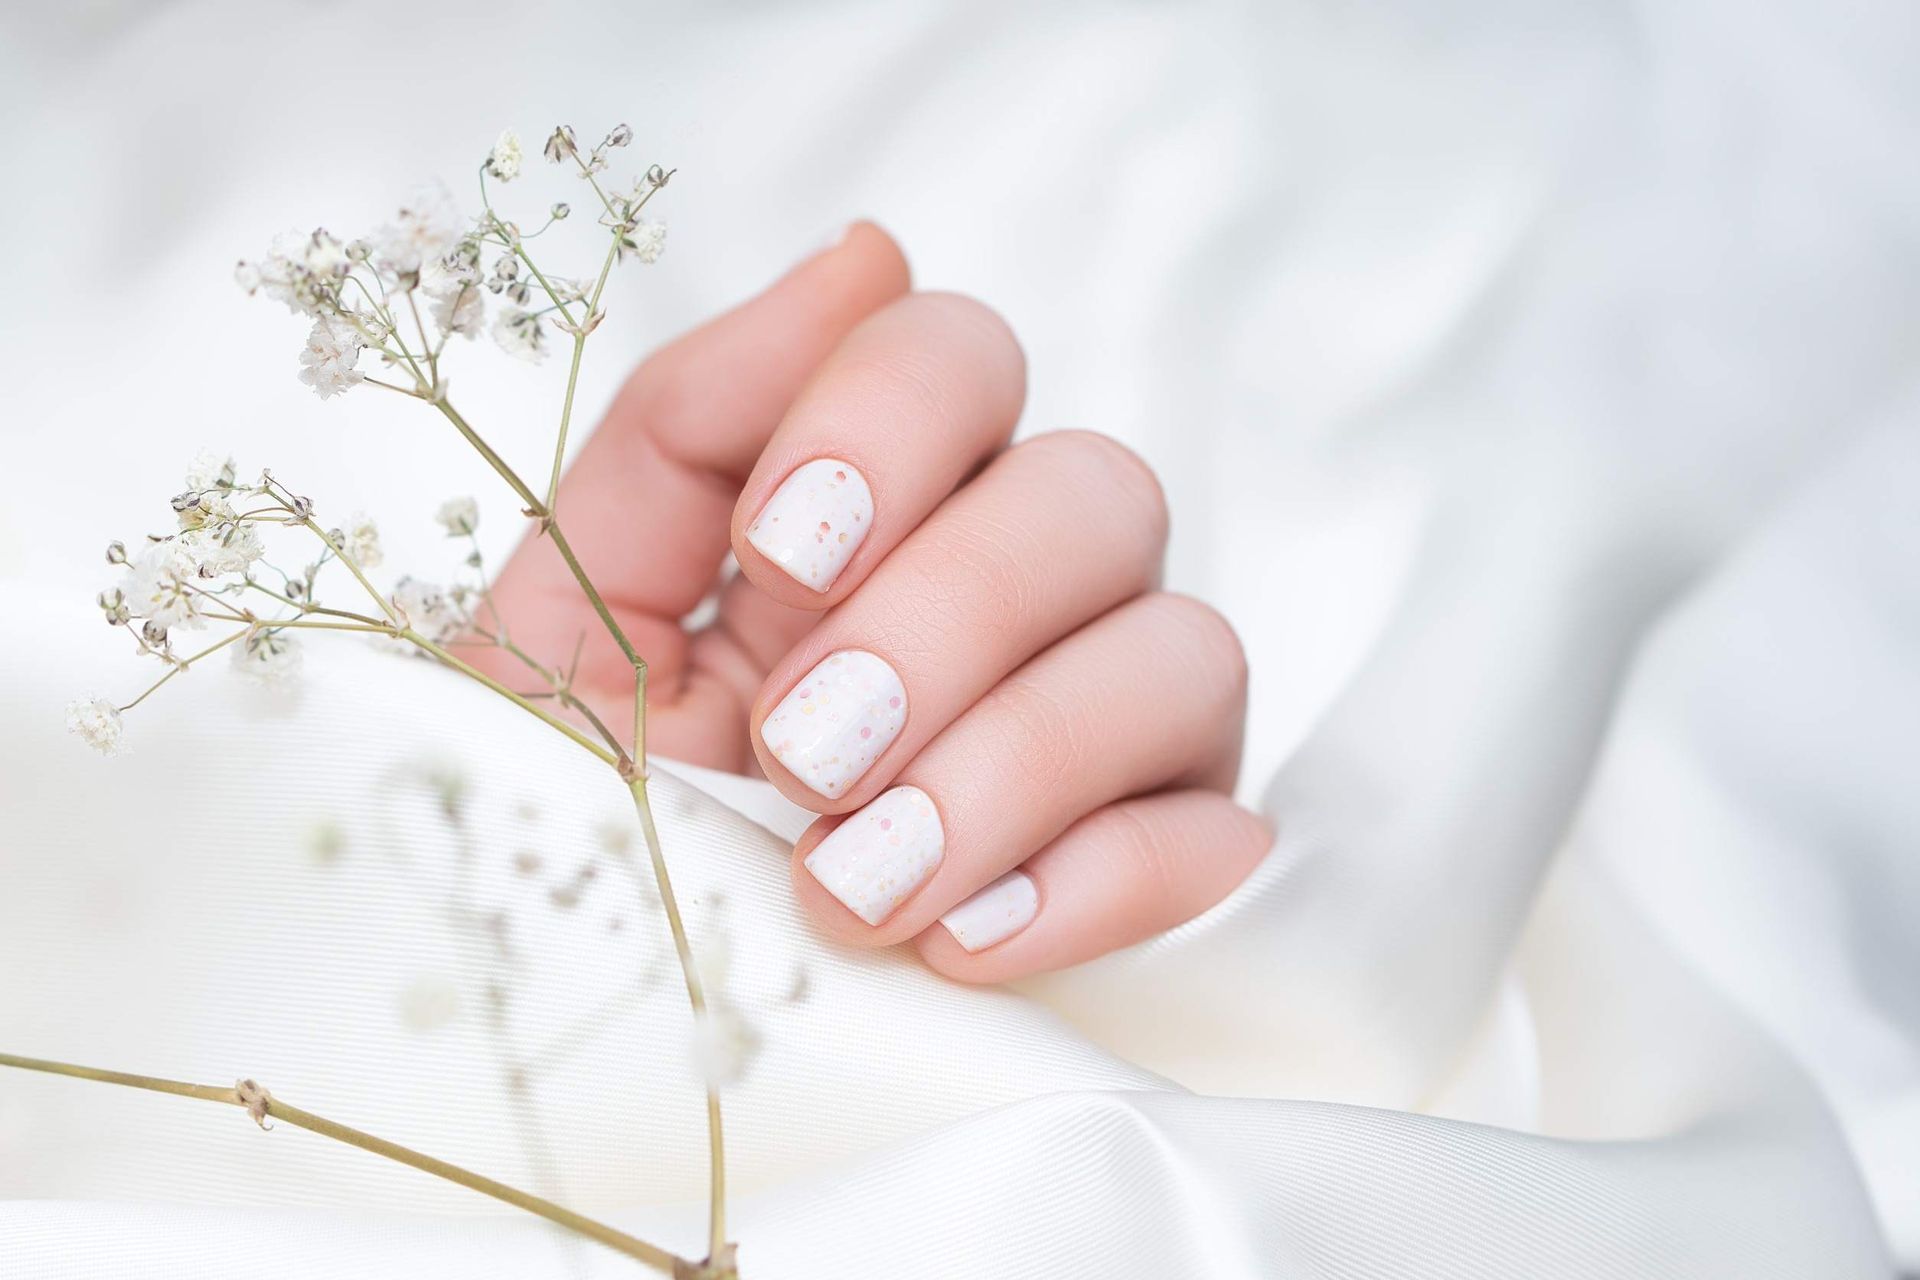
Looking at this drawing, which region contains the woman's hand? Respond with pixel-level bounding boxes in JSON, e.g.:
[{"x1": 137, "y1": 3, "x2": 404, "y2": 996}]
[{"x1": 482, "y1": 223, "x2": 1270, "y2": 980}]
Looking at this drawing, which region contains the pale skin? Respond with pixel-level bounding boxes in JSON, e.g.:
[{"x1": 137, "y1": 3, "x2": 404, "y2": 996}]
[{"x1": 482, "y1": 222, "x2": 1272, "y2": 981}]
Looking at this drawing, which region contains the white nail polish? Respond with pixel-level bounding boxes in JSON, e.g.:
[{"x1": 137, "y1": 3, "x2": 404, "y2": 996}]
[
  {"x1": 940, "y1": 871, "x2": 1038, "y2": 952},
  {"x1": 806, "y1": 223, "x2": 853, "y2": 256},
  {"x1": 804, "y1": 786, "x2": 944, "y2": 925},
  {"x1": 746, "y1": 459, "x2": 873, "y2": 592},
  {"x1": 760, "y1": 649, "x2": 906, "y2": 798}
]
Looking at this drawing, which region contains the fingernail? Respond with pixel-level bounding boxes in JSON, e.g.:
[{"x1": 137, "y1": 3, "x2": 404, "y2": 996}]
[
  {"x1": 760, "y1": 649, "x2": 906, "y2": 798},
  {"x1": 746, "y1": 458, "x2": 873, "y2": 592},
  {"x1": 940, "y1": 871, "x2": 1038, "y2": 952},
  {"x1": 803, "y1": 785, "x2": 944, "y2": 925},
  {"x1": 807, "y1": 222, "x2": 854, "y2": 257}
]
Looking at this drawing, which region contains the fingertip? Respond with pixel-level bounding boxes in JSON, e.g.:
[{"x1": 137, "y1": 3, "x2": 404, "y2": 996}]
[{"x1": 839, "y1": 220, "x2": 912, "y2": 296}]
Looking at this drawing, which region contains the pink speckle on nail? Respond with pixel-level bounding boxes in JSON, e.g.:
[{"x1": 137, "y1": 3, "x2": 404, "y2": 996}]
[
  {"x1": 889, "y1": 696, "x2": 901, "y2": 709},
  {"x1": 860, "y1": 726, "x2": 872, "y2": 738},
  {"x1": 879, "y1": 818, "x2": 891, "y2": 830}
]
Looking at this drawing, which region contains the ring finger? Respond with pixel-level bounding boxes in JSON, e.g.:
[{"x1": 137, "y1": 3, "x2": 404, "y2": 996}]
[{"x1": 789, "y1": 591, "x2": 1251, "y2": 946}]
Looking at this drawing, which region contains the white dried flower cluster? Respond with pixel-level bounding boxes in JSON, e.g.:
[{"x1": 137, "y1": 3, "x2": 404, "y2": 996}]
[
  {"x1": 298, "y1": 316, "x2": 366, "y2": 399},
  {"x1": 339, "y1": 514, "x2": 383, "y2": 568},
  {"x1": 391, "y1": 576, "x2": 470, "y2": 644},
  {"x1": 485, "y1": 129, "x2": 522, "y2": 183},
  {"x1": 232, "y1": 626, "x2": 303, "y2": 684},
  {"x1": 436, "y1": 496, "x2": 479, "y2": 537},
  {"x1": 68, "y1": 449, "x2": 492, "y2": 754},
  {"x1": 65, "y1": 697, "x2": 124, "y2": 756},
  {"x1": 236, "y1": 123, "x2": 669, "y2": 397},
  {"x1": 691, "y1": 1003, "x2": 761, "y2": 1089}
]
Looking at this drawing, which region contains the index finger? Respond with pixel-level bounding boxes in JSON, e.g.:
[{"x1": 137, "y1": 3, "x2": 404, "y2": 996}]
[{"x1": 483, "y1": 223, "x2": 912, "y2": 700}]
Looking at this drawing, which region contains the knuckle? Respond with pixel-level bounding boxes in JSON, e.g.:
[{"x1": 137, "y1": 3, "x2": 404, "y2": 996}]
[
  {"x1": 986, "y1": 674, "x2": 1089, "y2": 795},
  {"x1": 1100, "y1": 804, "x2": 1185, "y2": 907}
]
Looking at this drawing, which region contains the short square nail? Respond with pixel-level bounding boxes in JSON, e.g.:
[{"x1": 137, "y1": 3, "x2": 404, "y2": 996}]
[
  {"x1": 746, "y1": 459, "x2": 873, "y2": 592},
  {"x1": 939, "y1": 871, "x2": 1038, "y2": 952},
  {"x1": 804, "y1": 786, "x2": 944, "y2": 925},
  {"x1": 760, "y1": 649, "x2": 906, "y2": 798}
]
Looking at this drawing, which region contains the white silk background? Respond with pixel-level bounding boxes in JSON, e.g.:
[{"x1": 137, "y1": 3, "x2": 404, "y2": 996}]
[{"x1": 1, "y1": 1, "x2": 1916, "y2": 1276}]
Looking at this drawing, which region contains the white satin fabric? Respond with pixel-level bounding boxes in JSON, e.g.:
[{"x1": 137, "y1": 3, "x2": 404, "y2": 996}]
[{"x1": 1, "y1": 0, "x2": 1916, "y2": 1276}]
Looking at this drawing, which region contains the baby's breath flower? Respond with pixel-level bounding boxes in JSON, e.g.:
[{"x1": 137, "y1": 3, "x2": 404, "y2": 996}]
[
  {"x1": 105, "y1": 540, "x2": 128, "y2": 565},
  {"x1": 341, "y1": 514, "x2": 383, "y2": 568},
  {"x1": 303, "y1": 229, "x2": 351, "y2": 280},
  {"x1": 372, "y1": 190, "x2": 461, "y2": 281},
  {"x1": 691, "y1": 1003, "x2": 760, "y2": 1088},
  {"x1": 605, "y1": 123, "x2": 633, "y2": 149},
  {"x1": 430, "y1": 285, "x2": 484, "y2": 340},
  {"x1": 183, "y1": 523, "x2": 265, "y2": 575},
  {"x1": 297, "y1": 316, "x2": 366, "y2": 399},
  {"x1": 231, "y1": 628, "x2": 302, "y2": 684},
  {"x1": 122, "y1": 539, "x2": 205, "y2": 630},
  {"x1": 491, "y1": 307, "x2": 548, "y2": 363},
  {"x1": 185, "y1": 450, "x2": 237, "y2": 493},
  {"x1": 435, "y1": 496, "x2": 478, "y2": 536},
  {"x1": 422, "y1": 250, "x2": 480, "y2": 298},
  {"x1": 173, "y1": 490, "x2": 235, "y2": 532},
  {"x1": 550, "y1": 201, "x2": 570, "y2": 221},
  {"x1": 619, "y1": 219, "x2": 667, "y2": 266},
  {"x1": 543, "y1": 124, "x2": 578, "y2": 164},
  {"x1": 391, "y1": 576, "x2": 464, "y2": 642},
  {"x1": 65, "y1": 697, "x2": 124, "y2": 755},
  {"x1": 485, "y1": 129, "x2": 523, "y2": 182}
]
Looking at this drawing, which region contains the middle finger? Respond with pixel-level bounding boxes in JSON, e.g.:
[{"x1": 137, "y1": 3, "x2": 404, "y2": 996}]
[{"x1": 750, "y1": 429, "x2": 1168, "y2": 808}]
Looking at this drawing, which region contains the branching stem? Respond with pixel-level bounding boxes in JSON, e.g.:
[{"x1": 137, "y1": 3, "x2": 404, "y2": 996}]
[{"x1": 0, "y1": 1053, "x2": 683, "y2": 1276}]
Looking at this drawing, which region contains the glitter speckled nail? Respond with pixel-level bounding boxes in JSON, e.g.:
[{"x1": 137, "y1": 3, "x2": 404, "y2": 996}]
[
  {"x1": 746, "y1": 458, "x2": 873, "y2": 592},
  {"x1": 760, "y1": 649, "x2": 906, "y2": 798},
  {"x1": 940, "y1": 871, "x2": 1039, "y2": 952},
  {"x1": 804, "y1": 786, "x2": 944, "y2": 925}
]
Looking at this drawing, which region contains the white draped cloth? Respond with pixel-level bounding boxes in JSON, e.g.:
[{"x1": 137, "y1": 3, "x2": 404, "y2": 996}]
[{"x1": 1, "y1": 1, "x2": 1915, "y2": 1275}]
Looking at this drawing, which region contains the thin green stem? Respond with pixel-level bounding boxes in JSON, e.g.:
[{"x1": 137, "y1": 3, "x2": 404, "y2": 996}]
[
  {"x1": 433, "y1": 399, "x2": 544, "y2": 515},
  {"x1": 299, "y1": 518, "x2": 402, "y2": 627},
  {"x1": 405, "y1": 629, "x2": 622, "y2": 769},
  {"x1": 543, "y1": 232, "x2": 623, "y2": 514},
  {"x1": 0, "y1": 1053, "x2": 682, "y2": 1276},
  {"x1": 118, "y1": 628, "x2": 249, "y2": 711},
  {"x1": 628, "y1": 776, "x2": 725, "y2": 1263},
  {"x1": 546, "y1": 521, "x2": 642, "y2": 674}
]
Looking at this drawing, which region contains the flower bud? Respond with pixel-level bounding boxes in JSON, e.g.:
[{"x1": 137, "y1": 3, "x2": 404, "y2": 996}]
[
  {"x1": 142, "y1": 620, "x2": 169, "y2": 647},
  {"x1": 543, "y1": 125, "x2": 577, "y2": 164},
  {"x1": 606, "y1": 123, "x2": 633, "y2": 148},
  {"x1": 105, "y1": 540, "x2": 127, "y2": 565},
  {"x1": 550, "y1": 202, "x2": 571, "y2": 221},
  {"x1": 646, "y1": 165, "x2": 670, "y2": 189}
]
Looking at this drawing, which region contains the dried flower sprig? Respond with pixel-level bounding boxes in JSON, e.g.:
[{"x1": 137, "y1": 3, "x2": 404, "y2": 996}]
[{"x1": 27, "y1": 124, "x2": 741, "y2": 1279}]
